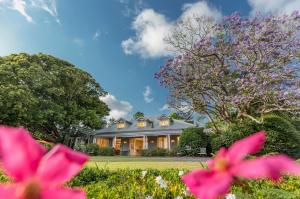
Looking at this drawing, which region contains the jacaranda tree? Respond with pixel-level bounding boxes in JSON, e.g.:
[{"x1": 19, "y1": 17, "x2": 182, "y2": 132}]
[
  {"x1": 0, "y1": 53, "x2": 109, "y2": 144},
  {"x1": 156, "y1": 12, "x2": 300, "y2": 129}
]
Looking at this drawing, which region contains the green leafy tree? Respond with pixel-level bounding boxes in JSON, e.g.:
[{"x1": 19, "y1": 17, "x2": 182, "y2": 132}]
[
  {"x1": 179, "y1": 127, "x2": 209, "y2": 156},
  {"x1": 169, "y1": 112, "x2": 184, "y2": 120},
  {"x1": 133, "y1": 112, "x2": 144, "y2": 119},
  {"x1": 0, "y1": 53, "x2": 109, "y2": 145}
]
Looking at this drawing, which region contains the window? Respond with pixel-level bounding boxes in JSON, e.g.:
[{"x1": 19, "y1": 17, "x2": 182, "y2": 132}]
[
  {"x1": 137, "y1": 121, "x2": 146, "y2": 128},
  {"x1": 160, "y1": 120, "x2": 170, "y2": 126},
  {"x1": 97, "y1": 138, "x2": 109, "y2": 147},
  {"x1": 117, "y1": 122, "x2": 125, "y2": 129},
  {"x1": 157, "y1": 136, "x2": 168, "y2": 149}
]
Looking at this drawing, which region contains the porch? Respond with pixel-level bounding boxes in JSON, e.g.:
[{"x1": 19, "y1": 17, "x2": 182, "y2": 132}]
[{"x1": 95, "y1": 135, "x2": 180, "y2": 156}]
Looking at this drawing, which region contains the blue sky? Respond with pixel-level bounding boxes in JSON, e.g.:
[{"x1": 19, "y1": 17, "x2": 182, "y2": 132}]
[{"x1": 0, "y1": 0, "x2": 299, "y2": 120}]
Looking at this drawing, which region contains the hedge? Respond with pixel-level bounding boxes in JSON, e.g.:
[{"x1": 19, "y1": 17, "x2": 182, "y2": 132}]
[{"x1": 211, "y1": 114, "x2": 300, "y2": 158}]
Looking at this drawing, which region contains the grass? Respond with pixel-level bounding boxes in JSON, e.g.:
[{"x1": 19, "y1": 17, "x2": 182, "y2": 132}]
[{"x1": 87, "y1": 156, "x2": 206, "y2": 170}]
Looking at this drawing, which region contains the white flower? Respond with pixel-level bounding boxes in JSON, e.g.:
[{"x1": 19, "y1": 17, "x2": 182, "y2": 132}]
[
  {"x1": 145, "y1": 196, "x2": 153, "y2": 199},
  {"x1": 178, "y1": 171, "x2": 184, "y2": 176},
  {"x1": 141, "y1": 170, "x2": 147, "y2": 178},
  {"x1": 226, "y1": 193, "x2": 236, "y2": 199},
  {"x1": 174, "y1": 196, "x2": 183, "y2": 199},
  {"x1": 155, "y1": 176, "x2": 167, "y2": 189},
  {"x1": 183, "y1": 188, "x2": 190, "y2": 196}
]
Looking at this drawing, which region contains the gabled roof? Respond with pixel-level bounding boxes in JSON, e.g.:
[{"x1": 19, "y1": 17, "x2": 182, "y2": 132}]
[{"x1": 95, "y1": 116, "x2": 195, "y2": 135}]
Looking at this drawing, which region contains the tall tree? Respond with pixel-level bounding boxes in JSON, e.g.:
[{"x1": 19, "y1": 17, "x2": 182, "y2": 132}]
[
  {"x1": 0, "y1": 53, "x2": 109, "y2": 143},
  {"x1": 169, "y1": 112, "x2": 184, "y2": 120},
  {"x1": 156, "y1": 12, "x2": 300, "y2": 129},
  {"x1": 133, "y1": 111, "x2": 144, "y2": 119}
]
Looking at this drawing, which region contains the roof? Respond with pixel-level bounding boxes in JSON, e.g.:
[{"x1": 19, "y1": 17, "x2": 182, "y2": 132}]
[{"x1": 94, "y1": 116, "x2": 196, "y2": 135}]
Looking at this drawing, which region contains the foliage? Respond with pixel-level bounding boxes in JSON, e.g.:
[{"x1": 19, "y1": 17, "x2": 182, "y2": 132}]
[
  {"x1": 98, "y1": 147, "x2": 115, "y2": 156},
  {"x1": 74, "y1": 144, "x2": 88, "y2": 153},
  {"x1": 179, "y1": 128, "x2": 209, "y2": 156},
  {"x1": 133, "y1": 111, "x2": 145, "y2": 119},
  {"x1": 69, "y1": 168, "x2": 300, "y2": 199},
  {"x1": 169, "y1": 112, "x2": 185, "y2": 120},
  {"x1": 86, "y1": 144, "x2": 101, "y2": 155},
  {"x1": 155, "y1": 12, "x2": 300, "y2": 129},
  {"x1": 0, "y1": 166, "x2": 299, "y2": 198},
  {"x1": 211, "y1": 114, "x2": 300, "y2": 158},
  {"x1": 141, "y1": 148, "x2": 170, "y2": 157},
  {"x1": 231, "y1": 176, "x2": 300, "y2": 199},
  {"x1": 0, "y1": 53, "x2": 109, "y2": 143}
]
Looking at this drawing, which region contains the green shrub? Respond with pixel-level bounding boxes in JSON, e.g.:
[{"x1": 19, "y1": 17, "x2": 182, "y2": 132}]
[
  {"x1": 1, "y1": 167, "x2": 299, "y2": 199},
  {"x1": 141, "y1": 148, "x2": 169, "y2": 156},
  {"x1": 74, "y1": 144, "x2": 88, "y2": 153},
  {"x1": 86, "y1": 144, "x2": 100, "y2": 155},
  {"x1": 68, "y1": 167, "x2": 110, "y2": 187},
  {"x1": 179, "y1": 127, "x2": 209, "y2": 156},
  {"x1": 98, "y1": 147, "x2": 115, "y2": 156},
  {"x1": 169, "y1": 146, "x2": 179, "y2": 156},
  {"x1": 211, "y1": 114, "x2": 300, "y2": 158}
]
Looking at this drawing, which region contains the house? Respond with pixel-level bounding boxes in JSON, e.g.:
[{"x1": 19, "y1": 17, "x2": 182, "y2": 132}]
[{"x1": 93, "y1": 115, "x2": 196, "y2": 155}]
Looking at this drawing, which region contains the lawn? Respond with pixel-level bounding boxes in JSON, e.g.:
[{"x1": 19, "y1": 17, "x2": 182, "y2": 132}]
[{"x1": 86, "y1": 156, "x2": 209, "y2": 170}]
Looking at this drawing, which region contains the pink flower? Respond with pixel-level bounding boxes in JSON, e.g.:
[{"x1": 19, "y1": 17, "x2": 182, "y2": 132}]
[
  {"x1": 182, "y1": 131, "x2": 300, "y2": 199},
  {"x1": 0, "y1": 126, "x2": 89, "y2": 199}
]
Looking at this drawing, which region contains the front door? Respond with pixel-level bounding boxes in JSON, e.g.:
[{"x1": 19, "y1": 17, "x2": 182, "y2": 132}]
[{"x1": 129, "y1": 138, "x2": 144, "y2": 156}]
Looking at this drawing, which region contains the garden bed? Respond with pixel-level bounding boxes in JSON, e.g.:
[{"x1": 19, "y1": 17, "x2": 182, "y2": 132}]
[{"x1": 73, "y1": 168, "x2": 300, "y2": 199}]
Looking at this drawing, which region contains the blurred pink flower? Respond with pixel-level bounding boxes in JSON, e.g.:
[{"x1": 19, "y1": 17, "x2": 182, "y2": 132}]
[
  {"x1": 0, "y1": 126, "x2": 89, "y2": 199},
  {"x1": 182, "y1": 131, "x2": 300, "y2": 199}
]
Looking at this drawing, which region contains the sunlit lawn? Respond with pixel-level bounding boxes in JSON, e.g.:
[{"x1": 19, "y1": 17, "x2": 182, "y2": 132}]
[{"x1": 87, "y1": 156, "x2": 208, "y2": 170}]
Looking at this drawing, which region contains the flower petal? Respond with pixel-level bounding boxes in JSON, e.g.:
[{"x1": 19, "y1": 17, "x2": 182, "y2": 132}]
[
  {"x1": 227, "y1": 131, "x2": 265, "y2": 163},
  {"x1": 0, "y1": 185, "x2": 16, "y2": 198},
  {"x1": 37, "y1": 144, "x2": 89, "y2": 185},
  {"x1": 182, "y1": 170, "x2": 232, "y2": 199},
  {"x1": 208, "y1": 147, "x2": 227, "y2": 170},
  {"x1": 0, "y1": 126, "x2": 45, "y2": 181},
  {"x1": 231, "y1": 155, "x2": 300, "y2": 180},
  {"x1": 42, "y1": 187, "x2": 86, "y2": 199}
]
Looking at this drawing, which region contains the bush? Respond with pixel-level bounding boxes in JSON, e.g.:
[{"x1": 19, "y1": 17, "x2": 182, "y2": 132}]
[
  {"x1": 98, "y1": 147, "x2": 115, "y2": 156},
  {"x1": 74, "y1": 144, "x2": 88, "y2": 153},
  {"x1": 211, "y1": 114, "x2": 300, "y2": 158},
  {"x1": 70, "y1": 168, "x2": 300, "y2": 199},
  {"x1": 179, "y1": 127, "x2": 209, "y2": 156},
  {"x1": 169, "y1": 146, "x2": 180, "y2": 157},
  {"x1": 86, "y1": 144, "x2": 100, "y2": 155},
  {"x1": 141, "y1": 148, "x2": 169, "y2": 156},
  {"x1": 1, "y1": 167, "x2": 300, "y2": 198}
]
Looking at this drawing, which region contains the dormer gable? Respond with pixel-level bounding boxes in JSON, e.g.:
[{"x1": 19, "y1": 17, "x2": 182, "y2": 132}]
[
  {"x1": 116, "y1": 118, "x2": 132, "y2": 129},
  {"x1": 136, "y1": 117, "x2": 153, "y2": 128},
  {"x1": 158, "y1": 115, "x2": 172, "y2": 127}
]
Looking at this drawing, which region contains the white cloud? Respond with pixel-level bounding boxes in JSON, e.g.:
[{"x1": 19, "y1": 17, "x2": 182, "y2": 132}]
[
  {"x1": 30, "y1": 0, "x2": 60, "y2": 23},
  {"x1": 181, "y1": 1, "x2": 222, "y2": 22},
  {"x1": 119, "y1": 0, "x2": 145, "y2": 17},
  {"x1": 159, "y1": 104, "x2": 170, "y2": 111},
  {"x1": 100, "y1": 94, "x2": 133, "y2": 120},
  {"x1": 0, "y1": 0, "x2": 59, "y2": 23},
  {"x1": 93, "y1": 30, "x2": 101, "y2": 41},
  {"x1": 248, "y1": 0, "x2": 300, "y2": 15},
  {"x1": 12, "y1": 0, "x2": 33, "y2": 22},
  {"x1": 121, "y1": 1, "x2": 222, "y2": 58},
  {"x1": 143, "y1": 86, "x2": 154, "y2": 103},
  {"x1": 122, "y1": 9, "x2": 172, "y2": 58}
]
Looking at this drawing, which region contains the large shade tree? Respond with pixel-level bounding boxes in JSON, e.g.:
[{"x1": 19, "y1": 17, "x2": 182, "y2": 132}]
[
  {"x1": 0, "y1": 53, "x2": 109, "y2": 143},
  {"x1": 156, "y1": 12, "x2": 300, "y2": 130}
]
